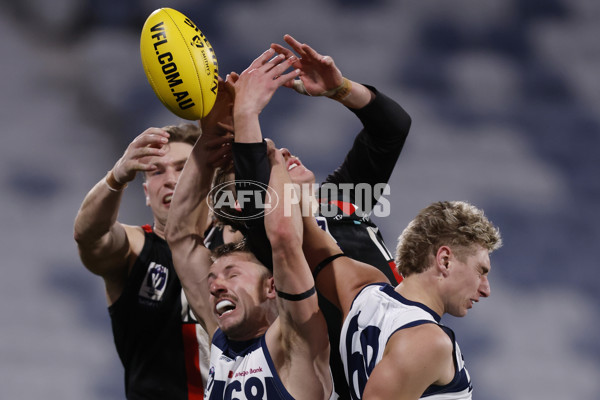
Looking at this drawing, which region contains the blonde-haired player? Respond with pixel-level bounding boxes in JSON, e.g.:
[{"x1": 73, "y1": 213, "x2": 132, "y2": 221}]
[{"x1": 302, "y1": 200, "x2": 502, "y2": 399}]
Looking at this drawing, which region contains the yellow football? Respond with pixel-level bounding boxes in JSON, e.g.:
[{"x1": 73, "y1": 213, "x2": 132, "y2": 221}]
[{"x1": 140, "y1": 8, "x2": 219, "y2": 120}]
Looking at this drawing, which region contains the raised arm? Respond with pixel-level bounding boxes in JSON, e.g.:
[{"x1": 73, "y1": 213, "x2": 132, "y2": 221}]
[
  {"x1": 165, "y1": 81, "x2": 234, "y2": 338},
  {"x1": 323, "y1": 86, "x2": 411, "y2": 207},
  {"x1": 226, "y1": 48, "x2": 300, "y2": 269},
  {"x1": 229, "y1": 49, "x2": 334, "y2": 398},
  {"x1": 263, "y1": 142, "x2": 333, "y2": 399},
  {"x1": 272, "y1": 34, "x2": 412, "y2": 212},
  {"x1": 232, "y1": 33, "x2": 380, "y2": 192},
  {"x1": 229, "y1": 36, "x2": 378, "y2": 270},
  {"x1": 74, "y1": 128, "x2": 169, "y2": 297}
]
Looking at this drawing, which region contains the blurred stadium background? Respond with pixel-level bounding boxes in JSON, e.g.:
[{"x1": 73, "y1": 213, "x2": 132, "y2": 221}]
[{"x1": 1, "y1": 0, "x2": 598, "y2": 399}]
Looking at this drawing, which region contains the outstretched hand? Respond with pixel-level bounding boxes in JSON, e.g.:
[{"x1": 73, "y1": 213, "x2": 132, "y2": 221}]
[
  {"x1": 111, "y1": 127, "x2": 170, "y2": 184},
  {"x1": 197, "y1": 131, "x2": 233, "y2": 171},
  {"x1": 200, "y1": 76, "x2": 235, "y2": 138},
  {"x1": 233, "y1": 48, "x2": 300, "y2": 117},
  {"x1": 270, "y1": 34, "x2": 344, "y2": 96}
]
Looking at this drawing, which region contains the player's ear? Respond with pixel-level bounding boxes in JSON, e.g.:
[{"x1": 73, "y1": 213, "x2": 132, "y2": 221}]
[
  {"x1": 265, "y1": 276, "x2": 276, "y2": 299},
  {"x1": 435, "y1": 246, "x2": 451, "y2": 277},
  {"x1": 143, "y1": 182, "x2": 150, "y2": 206}
]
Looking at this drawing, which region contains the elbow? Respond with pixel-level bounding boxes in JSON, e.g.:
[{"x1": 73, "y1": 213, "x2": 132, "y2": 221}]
[
  {"x1": 73, "y1": 220, "x2": 92, "y2": 246},
  {"x1": 73, "y1": 226, "x2": 82, "y2": 244},
  {"x1": 403, "y1": 112, "x2": 412, "y2": 131},
  {"x1": 164, "y1": 220, "x2": 180, "y2": 245},
  {"x1": 73, "y1": 230, "x2": 86, "y2": 246},
  {"x1": 386, "y1": 105, "x2": 412, "y2": 138},
  {"x1": 392, "y1": 109, "x2": 412, "y2": 138},
  {"x1": 164, "y1": 205, "x2": 190, "y2": 244},
  {"x1": 402, "y1": 112, "x2": 412, "y2": 134},
  {"x1": 268, "y1": 227, "x2": 302, "y2": 251},
  {"x1": 73, "y1": 214, "x2": 85, "y2": 244},
  {"x1": 165, "y1": 220, "x2": 199, "y2": 250}
]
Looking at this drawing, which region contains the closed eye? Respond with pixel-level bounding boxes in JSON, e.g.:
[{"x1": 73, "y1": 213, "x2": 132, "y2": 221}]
[
  {"x1": 222, "y1": 265, "x2": 242, "y2": 280},
  {"x1": 149, "y1": 167, "x2": 164, "y2": 176}
]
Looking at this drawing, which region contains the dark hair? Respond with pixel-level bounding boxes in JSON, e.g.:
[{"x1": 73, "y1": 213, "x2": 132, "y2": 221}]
[
  {"x1": 210, "y1": 238, "x2": 252, "y2": 263},
  {"x1": 209, "y1": 167, "x2": 247, "y2": 232},
  {"x1": 210, "y1": 239, "x2": 272, "y2": 277}
]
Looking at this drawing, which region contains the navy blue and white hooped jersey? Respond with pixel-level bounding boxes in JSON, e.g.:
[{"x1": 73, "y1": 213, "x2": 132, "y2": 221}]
[
  {"x1": 340, "y1": 283, "x2": 473, "y2": 400},
  {"x1": 206, "y1": 330, "x2": 338, "y2": 400},
  {"x1": 205, "y1": 330, "x2": 294, "y2": 400}
]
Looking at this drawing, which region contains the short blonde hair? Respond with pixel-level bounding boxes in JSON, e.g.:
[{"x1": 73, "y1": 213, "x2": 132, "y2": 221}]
[
  {"x1": 141, "y1": 123, "x2": 201, "y2": 182},
  {"x1": 395, "y1": 201, "x2": 502, "y2": 278}
]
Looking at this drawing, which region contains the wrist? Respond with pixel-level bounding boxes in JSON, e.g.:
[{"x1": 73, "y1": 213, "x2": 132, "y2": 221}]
[
  {"x1": 233, "y1": 108, "x2": 259, "y2": 122},
  {"x1": 105, "y1": 170, "x2": 127, "y2": 192},
  {"x1": 233, "y1": 113, "x2": 262, "y2": 143},
  {"x1": 324, "y1": 77, "x2": 352, "y2": 102}
]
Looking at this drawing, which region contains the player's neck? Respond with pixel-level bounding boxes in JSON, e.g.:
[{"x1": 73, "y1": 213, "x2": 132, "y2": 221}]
[
  {"x1": 396, "y1": 274, "x2": 443, "y2": 316},
  {"x1": 227, "y1": 324, "x2": 269, "y2": 342},
  {"x1": 152, "y1": 222, "x2": 166, "y2": 239}
]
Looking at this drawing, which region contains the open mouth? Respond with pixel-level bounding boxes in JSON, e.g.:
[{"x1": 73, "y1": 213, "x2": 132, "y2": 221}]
[
  {"x1": 163, "y1": 194, "x2": 173, "y2": 205},
  {"x1": 287, "y1": 159, "x2": 301, "y2": 171},
  {"x1": 215, "y1": 299, "x2": 236, "y2": 317}
]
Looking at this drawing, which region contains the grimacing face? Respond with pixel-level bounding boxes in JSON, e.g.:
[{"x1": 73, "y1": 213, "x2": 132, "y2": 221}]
[
  {"x1": 142, "y1": 141, "x2": 192, "y2": 230},
  {"x1": 444, "y1": 245, "x2": 491, "y2": 318},
  {"x1": 207, "y1": 252, "x2": 275, "y2": 341}
]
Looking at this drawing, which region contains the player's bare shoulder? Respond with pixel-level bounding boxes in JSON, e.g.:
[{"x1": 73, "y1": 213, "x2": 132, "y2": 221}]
[
  {"x1": 389, "y1": 323, "x2": 454, "y2": 384},
  {"x1": 122, "y1": 224, "x2": 147, "y2": 257}
]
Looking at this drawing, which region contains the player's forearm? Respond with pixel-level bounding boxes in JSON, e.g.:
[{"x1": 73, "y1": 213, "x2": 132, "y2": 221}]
[
  {"x1": 233, "y1": 111, "x2": 262, "y2": 143},
  {"x1": 166, "y1": 152, "x2": 213, "y2": 243},
  {"x1": 167, "y1": 151, "x2": 215, "y2": 333},
  {"x1": 352, "y1": 86, "x2": 412, "y2": 143},
  {"x1": 73, "y1": 175, "x2": 123, "y2": 245},
  {"x1": 271, "y1": 243, "x2": 318, "y2": 317},
  {"x1": 300, "y1": 215, "x2": 339, "y2": 270},
  {"x1": 323, "y1": 86, "x2": 411, "y2": 191},
  {"x1": 172, "y1": 245, "x2": 217, "y2": 339},
  {"x1": 271, "y1": 240, "x2": 330, "y2": 363}
]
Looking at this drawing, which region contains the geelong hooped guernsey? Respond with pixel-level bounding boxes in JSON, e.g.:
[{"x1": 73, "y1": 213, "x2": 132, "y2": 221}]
[
  {"x1": 205, "y1": 330, "x2": 294, "y2": 400},
  {"x1": 340, "y1": 284, "x2": 472, "y2": 400},
  {"x1": 109, "y1": 226, "x2": 210, "y2": 400}
]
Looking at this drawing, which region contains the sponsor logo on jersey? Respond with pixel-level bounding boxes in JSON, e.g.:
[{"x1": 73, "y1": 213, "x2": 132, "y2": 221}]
[
  {"x1": 206, "y1": 375, "x2": 280, "y2": 399},
  {"x1": 139, "y1": 262, "x2": 168, "y2": 301},
  {"x1": 206, "y1": 361, "x2": 282, "y2": 399}
]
